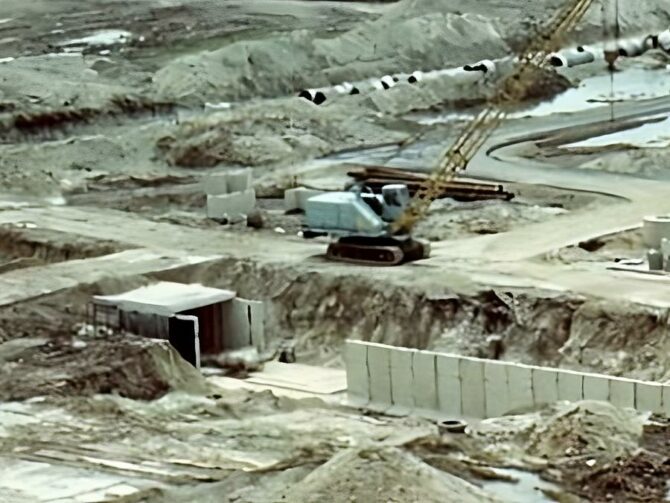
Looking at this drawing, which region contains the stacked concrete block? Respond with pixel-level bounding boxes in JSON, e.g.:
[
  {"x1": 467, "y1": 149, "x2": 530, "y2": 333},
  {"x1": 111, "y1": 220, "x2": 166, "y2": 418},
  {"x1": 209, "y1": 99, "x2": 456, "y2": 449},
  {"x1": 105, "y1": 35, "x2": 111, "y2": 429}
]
[
  {"x1": 204, "y1": 168, "x2": 256, "y2": 222},
  {"x1": 388, "y1": 347, "x2": 416, "y2": 415},
  {"x1": 284, "y1": 187, "x2": 325, "y2": 213},
  {"x1": 459, "y1": 357, "x2": 486, "y2": 418},
  {"x1": 507, "y1": 363, "x2": 534, "y2": 414},
  {"x1": 609, "y1": 377, "x2": 636, "y2": 409},
  {"x1": 227, "y1": 169, "x2": 252, "y2": 193},
  {"x1": 203, "y1": 172, "x2": 228, "y2": 195},
  {"x1": 411, "y1": 351, "x2": 439, "y2": 417},
  {"x1": 635, "y1": 381, "x2": 663, "y2": 414},
  {"x1": 436, "y1": 353, "x2": 462, "y2": 417},
  {"x1": 484, "y1": 360, "x2": 509, "y2": 417},
  {"x1": 345, "y1": 341, "x2": 369, "y2": 407},
  {"x1": 207, "y1": 190, "x2": 256, "y2": 221},
  {"x1": 366, "y1": 343, "x2": 392, "y2": 412}
]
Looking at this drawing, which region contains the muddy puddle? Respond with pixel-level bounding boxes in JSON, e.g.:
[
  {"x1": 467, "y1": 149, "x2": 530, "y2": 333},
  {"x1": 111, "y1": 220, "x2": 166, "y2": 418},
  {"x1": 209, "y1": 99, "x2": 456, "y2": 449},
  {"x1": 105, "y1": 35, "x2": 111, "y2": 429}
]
[
  {"x1": 412, "y1": 66, "x2": 670, "y2": 125},
  {"x1": 519, "y1": 67, "x2": 670, "y2": 118},
  {"x1": 482, "y1": 468, "x2": 560, "y2": 502}
]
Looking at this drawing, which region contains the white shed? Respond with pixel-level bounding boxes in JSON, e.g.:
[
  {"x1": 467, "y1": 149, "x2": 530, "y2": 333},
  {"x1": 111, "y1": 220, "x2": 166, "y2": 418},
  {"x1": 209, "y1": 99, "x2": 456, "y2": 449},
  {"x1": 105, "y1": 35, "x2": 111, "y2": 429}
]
[{"x1": 91, "y1": 282, "x2": 264, "y2": 367}]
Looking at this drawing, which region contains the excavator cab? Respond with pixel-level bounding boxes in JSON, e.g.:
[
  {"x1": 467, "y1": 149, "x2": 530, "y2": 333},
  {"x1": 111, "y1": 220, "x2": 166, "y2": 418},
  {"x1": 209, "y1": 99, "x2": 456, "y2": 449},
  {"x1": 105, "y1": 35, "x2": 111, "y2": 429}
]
[{"x1": 302, "y1": 184, "x2": 429, "y2": 265}]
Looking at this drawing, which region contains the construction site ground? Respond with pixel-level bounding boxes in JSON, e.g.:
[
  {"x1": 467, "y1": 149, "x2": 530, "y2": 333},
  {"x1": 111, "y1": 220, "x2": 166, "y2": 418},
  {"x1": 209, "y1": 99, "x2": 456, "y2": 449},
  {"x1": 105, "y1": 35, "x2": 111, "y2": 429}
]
[{"x1": 2, "y1": 0, "x2": 670, "y2": 501}]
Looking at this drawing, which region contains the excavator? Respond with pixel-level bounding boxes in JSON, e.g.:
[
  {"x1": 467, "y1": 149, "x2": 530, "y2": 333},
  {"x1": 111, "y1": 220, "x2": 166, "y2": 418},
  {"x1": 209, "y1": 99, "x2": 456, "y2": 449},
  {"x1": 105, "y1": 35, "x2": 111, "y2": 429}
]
[{"x1": 303, "y1": 0, "x2": 598, "y2": 265}]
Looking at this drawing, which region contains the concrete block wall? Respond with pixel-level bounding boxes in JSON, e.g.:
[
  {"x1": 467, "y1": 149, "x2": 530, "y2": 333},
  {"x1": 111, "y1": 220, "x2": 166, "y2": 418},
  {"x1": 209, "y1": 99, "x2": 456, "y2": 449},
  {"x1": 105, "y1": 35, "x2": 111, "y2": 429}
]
[
  {"x1": 203, "y1": 168, "x2": 252, "y2": 196},
  {"x1": 207, "y1": 189, "x2": 256, "y2": 221},
  {"x1": 204, "y1": 168, "x2": 256, "y2": 221},
  {"x1": 345, "y1": 341, "x2": 670, "y2": 419}
]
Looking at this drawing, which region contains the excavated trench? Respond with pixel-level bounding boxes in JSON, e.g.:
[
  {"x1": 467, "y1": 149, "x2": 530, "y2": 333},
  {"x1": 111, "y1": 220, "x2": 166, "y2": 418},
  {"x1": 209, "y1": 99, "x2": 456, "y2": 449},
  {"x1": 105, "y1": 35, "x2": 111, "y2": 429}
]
[
  {"x1": 0, "y1": 225, "x2": 127, "y2": 272},
  {"x1": 1, "y1": 244, "x2": 668, "y2": 383},
  {"x1": 171, "y1": 258, "x2": 670, "y2": 381}
]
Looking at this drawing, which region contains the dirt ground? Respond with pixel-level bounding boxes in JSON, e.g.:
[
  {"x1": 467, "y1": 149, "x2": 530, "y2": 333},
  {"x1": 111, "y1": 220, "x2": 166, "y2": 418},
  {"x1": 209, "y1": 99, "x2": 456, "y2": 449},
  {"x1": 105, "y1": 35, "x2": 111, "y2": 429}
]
[{"x1": 2, "y1": 0, "x2": 670, "y2": 501}]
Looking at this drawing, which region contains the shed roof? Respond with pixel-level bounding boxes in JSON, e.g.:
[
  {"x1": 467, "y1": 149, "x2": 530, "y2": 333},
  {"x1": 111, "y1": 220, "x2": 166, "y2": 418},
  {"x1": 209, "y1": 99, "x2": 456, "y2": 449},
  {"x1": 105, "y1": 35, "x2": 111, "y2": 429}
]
[{"x1": 93, "y1": 282, "x2": 236, "y2": 316}]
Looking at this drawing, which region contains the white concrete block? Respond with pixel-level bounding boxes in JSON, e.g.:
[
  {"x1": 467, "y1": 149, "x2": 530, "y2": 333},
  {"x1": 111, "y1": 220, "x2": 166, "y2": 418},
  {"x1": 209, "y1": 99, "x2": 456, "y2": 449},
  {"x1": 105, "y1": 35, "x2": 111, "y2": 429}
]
[
  {"x1": 532, "y1": 367, "x2": 559, "y2": 407},
  {"x1": 507, "y1": 363, "x2": 534, "y2": 413},
  {"x1": 226, "y1": 168, "x2": 252, "y2": 193},
  {"x1": 284, "y1": 187, "x2": 325, "y2": 212},
  {"x1": 221, "y1": 298, "x2": 252, "y2": 350},
  {"x1": 662, "y1": 385, "x2": 670, "y2": 418},
  {"x1": 557, "y1": 369, "x2": 583, "y2": 402},
  {"x1": 583, "y1": 373, "x2": 610, "y2": 402},
  {"x1": 367, "y1": 343, "x2": 392, "y2": 412},
  {"x1": 484, "y1": 360, "x2": 509, "y2": 418},
  {"x1": 203, "y1": 172, "x2": 228, "y2": 195},
  {"x1": 436, "y1": 354, "x2": 461, "y2": 417},
  {"x1": 635, "y1": 381, "x2": 663, "y2": 414},
  {"x1": 460, "y1": 357, "x2": 486, "y2": 419},
  {"x1": 207, "y1": 189, "x2": 256, "y2": 221},
  {"x1": 609, "y1": 377, "x2": 636, "y2": 409},
  {"x1": 412, "y1": 351, "x2": 438, "y2": 416},
  {"x1": 344, "y1": 341, "x2": 369, "y2": 406},
  {"x1": 388, "y1": 347, "x2": 415, "y2": 415}
]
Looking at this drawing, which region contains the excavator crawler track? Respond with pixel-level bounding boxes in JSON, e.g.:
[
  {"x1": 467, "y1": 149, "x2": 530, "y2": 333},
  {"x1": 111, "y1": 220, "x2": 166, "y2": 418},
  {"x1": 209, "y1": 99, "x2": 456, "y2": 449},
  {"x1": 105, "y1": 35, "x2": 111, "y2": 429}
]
[{"x1": 326, "y1": 237, "x2": 427, "y2": 266}]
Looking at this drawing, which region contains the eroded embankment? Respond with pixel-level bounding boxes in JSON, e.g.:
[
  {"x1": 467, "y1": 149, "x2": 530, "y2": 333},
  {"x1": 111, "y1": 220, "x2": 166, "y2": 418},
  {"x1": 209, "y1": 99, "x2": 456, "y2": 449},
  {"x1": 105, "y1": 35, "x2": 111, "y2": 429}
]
[
  {"x1": 0, "y1": 252, "x2": 667, "y2": 381},
  {"x1": 174, "y1": 259, "x2": 670, "y2": 381},
  {"x1": 0, "y1": 226, "x2": 126, "y2": 272}
]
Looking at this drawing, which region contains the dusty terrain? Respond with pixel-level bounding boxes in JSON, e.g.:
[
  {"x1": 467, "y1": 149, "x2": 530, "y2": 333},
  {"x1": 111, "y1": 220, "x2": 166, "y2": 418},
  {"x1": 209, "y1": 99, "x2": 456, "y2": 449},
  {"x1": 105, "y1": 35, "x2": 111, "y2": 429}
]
[{"x1": 2, "y1": 0, "x2": 670, "y2": 501}]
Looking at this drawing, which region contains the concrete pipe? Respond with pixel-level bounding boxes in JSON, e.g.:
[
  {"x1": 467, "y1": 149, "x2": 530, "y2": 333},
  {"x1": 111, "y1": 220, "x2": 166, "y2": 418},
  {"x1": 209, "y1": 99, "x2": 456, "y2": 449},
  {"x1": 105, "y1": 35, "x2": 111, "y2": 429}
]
[
  {"x1": 548, "y1": 53, "x2": 568, "y2": 67},
  {"x1": 618, "y1": 39, "x2": 646, "y2": 58},
  {"x1": 464, "y1": 59, "x2": 495, "y2": 74},
  {"x1": 643, "y1": 34, "x2": 659, "y2": 50},
  {"x1": 227, "y1": 168, "x2": 252, "y2": 193},
  {"x1": 407, "y1": 70, "x2": 424, "y2": 84},
  {"x1": 658, "y1": 29, "x2": 670, "y2": 52},
  {"x1": 298, "y1": 89, "x2": 327, "y2": 105},
  {"x1": 334, "y1": 81, "x2": 354, "y2": 94},
  {"x1": 380, "y1": 75, "x2": 396, "y2": 90},
  {"x1": 298, "y1": 89, "x2": 314, "y2": 102},
  {"x1": 480, "y1": 59, "x2": 496, "y2": 74},
  {"x1": 642, "y1": 215, "x2": 670, "y2": 249},
  {"x1": 548, "y1": 48, "x2": 595, "y2": 68},
  {"x1": 567, "y1": 47, "x2": 596, "y2": 65}
]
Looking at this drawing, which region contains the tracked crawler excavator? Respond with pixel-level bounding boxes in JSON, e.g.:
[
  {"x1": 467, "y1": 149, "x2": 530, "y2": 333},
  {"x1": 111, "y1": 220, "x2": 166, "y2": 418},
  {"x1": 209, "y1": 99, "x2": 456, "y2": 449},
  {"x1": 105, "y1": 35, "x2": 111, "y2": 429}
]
[{"x1": 303, "y1": 0, "x2": 597, "y2": 266}]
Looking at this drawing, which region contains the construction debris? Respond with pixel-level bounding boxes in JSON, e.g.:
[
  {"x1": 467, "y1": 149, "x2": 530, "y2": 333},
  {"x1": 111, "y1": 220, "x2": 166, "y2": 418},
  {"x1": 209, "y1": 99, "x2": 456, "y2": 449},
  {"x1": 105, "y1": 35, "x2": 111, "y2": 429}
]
[{"x1": 345, "y1": 165, "x2": 514, "y2": 202}]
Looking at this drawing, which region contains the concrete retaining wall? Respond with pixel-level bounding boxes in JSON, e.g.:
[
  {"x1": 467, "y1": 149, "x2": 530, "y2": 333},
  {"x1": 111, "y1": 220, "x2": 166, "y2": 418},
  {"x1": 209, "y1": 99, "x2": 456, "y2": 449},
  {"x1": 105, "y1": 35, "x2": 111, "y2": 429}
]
[{"x1": 345, "y1": 341, "x2": 670, "y2": 419}]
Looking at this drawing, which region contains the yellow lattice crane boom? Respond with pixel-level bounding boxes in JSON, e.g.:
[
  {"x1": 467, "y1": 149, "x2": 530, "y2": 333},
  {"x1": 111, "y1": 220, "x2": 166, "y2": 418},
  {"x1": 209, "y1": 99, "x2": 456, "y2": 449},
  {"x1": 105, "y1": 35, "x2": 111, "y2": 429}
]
[
  {"x1": 303, "y1": 0, "x2": 597, "y2": 265},
  {"x1": 392, "y1": 0, "x2": 596, "y2": 234}
]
